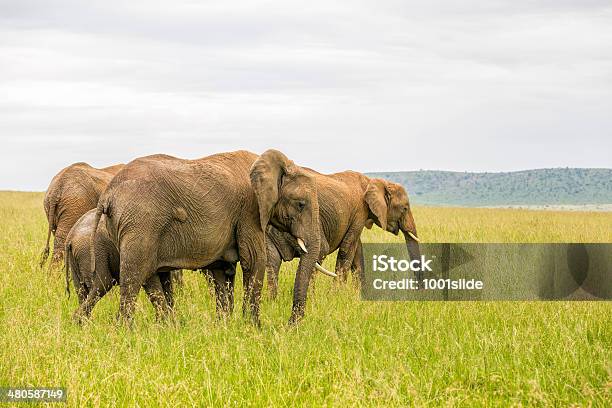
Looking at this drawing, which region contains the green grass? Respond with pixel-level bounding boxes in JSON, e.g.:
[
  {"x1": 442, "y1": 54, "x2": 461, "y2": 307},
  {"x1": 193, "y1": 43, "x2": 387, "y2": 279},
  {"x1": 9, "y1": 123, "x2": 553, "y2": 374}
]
[{"x1": 1, "y1": 192, "x2": 611, "y2": 406}]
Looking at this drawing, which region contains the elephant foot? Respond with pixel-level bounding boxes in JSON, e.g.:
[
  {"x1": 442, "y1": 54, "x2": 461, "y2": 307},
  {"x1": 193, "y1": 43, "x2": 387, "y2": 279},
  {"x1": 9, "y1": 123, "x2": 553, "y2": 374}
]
[
  {"x1": 288, "y1": 314, "x2": 302, "y2": 326},
  {"x1": 288, "y1": 307, "x2": 305, "y2": 326},
  {"x1": 216, "y1": 303, "x2": 234, "y2": 318},
  {"x1": 241, "y1": 301, "x2": 261, "y2": 327},
  {"x1": 334, "y1": 266, "x2": 351, "y2": 283},
  {"x1": 215, "y1": 310, "x2": 233, "y2": 324},
  {"x1": 117, "y1": 315, "x2": 136, "y2": 329},
  {"x1": 266, "y1": 289, "x2": 278, "y2": 301},
  {"x1": 154, "y1": 308, "x2": 176, "y2": 324},
  {"x1": 244, "y1": 310, "x2": 261, "y2": 328},
  {"x1": 72, "y1": 310, "x2": 90, "y2": 326}
]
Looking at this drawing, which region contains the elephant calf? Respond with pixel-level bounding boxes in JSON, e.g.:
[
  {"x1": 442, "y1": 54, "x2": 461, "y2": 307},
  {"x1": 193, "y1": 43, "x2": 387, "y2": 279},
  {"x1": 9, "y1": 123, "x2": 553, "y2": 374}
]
[{"x1": 65, "y1": 209, "x2": 174, "y2": 319}]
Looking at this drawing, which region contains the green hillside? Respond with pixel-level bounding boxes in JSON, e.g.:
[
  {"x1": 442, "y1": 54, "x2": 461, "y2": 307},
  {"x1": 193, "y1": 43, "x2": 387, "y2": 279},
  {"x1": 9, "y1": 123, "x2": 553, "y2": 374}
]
[{"x1": 367, "y1": 168, "x2": 612, "y2": 206}]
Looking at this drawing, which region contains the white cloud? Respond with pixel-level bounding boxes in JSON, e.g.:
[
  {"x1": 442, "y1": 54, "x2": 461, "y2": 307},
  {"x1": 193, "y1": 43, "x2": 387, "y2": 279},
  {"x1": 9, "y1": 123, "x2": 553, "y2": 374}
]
[{"x1": 1, "y1": 0, "x2": 611, "y2": 190}]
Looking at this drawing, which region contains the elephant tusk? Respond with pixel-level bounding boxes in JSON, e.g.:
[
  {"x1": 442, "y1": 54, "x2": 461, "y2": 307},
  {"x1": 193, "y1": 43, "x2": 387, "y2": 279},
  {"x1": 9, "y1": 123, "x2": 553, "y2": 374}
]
[
  {"x1": 297, "y1": 238, "x2": 308, "y2": 254},
  {"x1": 315, "y1": 262, "x2": 337, "y2": 278},
  {"x1": 407, "y1": 231, "x2": 420, "y2": 242}
]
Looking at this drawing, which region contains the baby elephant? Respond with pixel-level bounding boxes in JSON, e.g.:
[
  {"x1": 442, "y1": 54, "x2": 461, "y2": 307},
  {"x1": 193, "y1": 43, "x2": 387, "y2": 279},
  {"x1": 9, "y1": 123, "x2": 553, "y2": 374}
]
[{"x1": 65, "y1": 209, "x2": 174, "y2": 321}]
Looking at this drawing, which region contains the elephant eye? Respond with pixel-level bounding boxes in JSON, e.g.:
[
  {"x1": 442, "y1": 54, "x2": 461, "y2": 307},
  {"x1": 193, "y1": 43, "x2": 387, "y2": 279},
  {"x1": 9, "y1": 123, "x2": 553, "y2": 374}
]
[{"x1": 297, "y1": 200, "x2": 306, "y2": 211}]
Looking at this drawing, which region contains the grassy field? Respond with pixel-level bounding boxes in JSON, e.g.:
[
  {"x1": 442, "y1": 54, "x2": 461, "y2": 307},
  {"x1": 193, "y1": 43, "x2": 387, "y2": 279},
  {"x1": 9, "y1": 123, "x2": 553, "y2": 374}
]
[{"x1": 1, "y1": 191, "x2": 611, "y2": 406}]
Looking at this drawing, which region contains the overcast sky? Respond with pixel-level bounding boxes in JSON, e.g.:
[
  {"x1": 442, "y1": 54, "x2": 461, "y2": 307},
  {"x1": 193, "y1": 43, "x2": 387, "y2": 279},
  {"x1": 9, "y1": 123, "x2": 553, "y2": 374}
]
[{"x1": 1, "y1": 0, "x2": 611, "y2": 190}]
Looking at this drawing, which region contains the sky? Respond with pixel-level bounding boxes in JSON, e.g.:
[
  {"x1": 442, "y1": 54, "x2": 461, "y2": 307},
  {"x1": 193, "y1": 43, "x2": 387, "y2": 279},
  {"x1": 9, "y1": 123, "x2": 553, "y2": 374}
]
[{"x1": 1, "y1": 0, "x2": 611, "y2": 190}]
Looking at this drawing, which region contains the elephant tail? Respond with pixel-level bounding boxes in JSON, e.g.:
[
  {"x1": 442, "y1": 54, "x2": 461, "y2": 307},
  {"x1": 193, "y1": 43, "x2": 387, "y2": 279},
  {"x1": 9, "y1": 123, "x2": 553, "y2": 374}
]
[
  {"x1": 40, "y1": 199, "x2": 57, "y2": 268},
  {"x1": 64, "y1": 242, "x2": 72, "y2": 298},
  {"x1": 90, "y1": 205, "x2": 104, "y2": 278}
]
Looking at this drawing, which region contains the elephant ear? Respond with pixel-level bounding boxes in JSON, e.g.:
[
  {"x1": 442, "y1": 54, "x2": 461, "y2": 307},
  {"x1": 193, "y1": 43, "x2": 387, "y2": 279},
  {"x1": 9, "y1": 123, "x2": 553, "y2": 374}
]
[
  {"x1": 365, "y1": 178, "x2": 389, "y2": 231},
  {"x1": 250, "y1": 149, "x2": 295, "y2": 231}
]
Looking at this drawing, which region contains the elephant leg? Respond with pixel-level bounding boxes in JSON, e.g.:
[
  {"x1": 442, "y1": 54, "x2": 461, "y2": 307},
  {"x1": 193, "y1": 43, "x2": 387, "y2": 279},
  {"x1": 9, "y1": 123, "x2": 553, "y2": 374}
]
[
  {"x1": 143, "y1": 274, "x2": 172, "y2": 321},
  {"x1": 240, "y1": 264, "x2": 252, "y2": 319},
  {"x1": 266, "y1": 247, "x2": 283, "y2": 300},
  {"x1": 210, "y1": 265, "x2": 235, "y2": 318},
  {"x1": 65, "y1": 247, "x2": 88, "y2": 305},
  {"x1": 118, "y1": 273, "x2": 148, "y2": 325},
  {"x1": 195, "y1": 269, "x2": 215, "y2": 300},
  {"x1": 243, "y1": 261, "x2": 265, "y2": 326},
  {"x1": 238, "y1": 230, "x2": 266, "y2": 326},
  {"x1": 171, "y1": 270, "x2": 183, "y2": 287},
  {"x1": 335, "y1": 226, "x2": 361, "y2": 283},
  {"x1": 225, "y1": 268, "x2": 236, "y2": 315},
  {"x1": 118, "y1": 245, "x2": 156, "y2": 325},
  {"x1": 350, "y1": 237, "x2": 365, "y2": 287},
  {"x1": 159, "y1": 271, "x2": 174, "y2": 311},
  {"x1": 71, "y1": 267, "x2": 89, "y2": 306},
  {"x1": 222, "y1": 264, "x2": 236, "y2": 315},
  {"x1": 73, "y1": 265, "x2": 114, "y2": 324}
]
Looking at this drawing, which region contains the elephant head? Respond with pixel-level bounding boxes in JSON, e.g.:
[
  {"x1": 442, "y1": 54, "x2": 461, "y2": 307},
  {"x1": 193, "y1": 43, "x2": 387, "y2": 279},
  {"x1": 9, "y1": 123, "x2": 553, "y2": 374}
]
[
  {"x1": 365, "y1": 178, "x2": 422, "y2": 279},
  {"x1": 250, "y1": 149, "x2": 334, "y2": 322}
]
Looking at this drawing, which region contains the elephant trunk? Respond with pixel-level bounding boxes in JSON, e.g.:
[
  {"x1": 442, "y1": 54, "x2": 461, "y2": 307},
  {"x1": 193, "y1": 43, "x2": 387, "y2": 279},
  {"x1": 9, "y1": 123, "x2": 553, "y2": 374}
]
[
  {"x1": 290, "y1": 246, "x2": 320, "y2": 325},
  {"x1": 401, "y1": 209, "x2": 422, "y2": 281},
  {"x1": 289, "y1": 202, "x2": 321, "y2": 324}
]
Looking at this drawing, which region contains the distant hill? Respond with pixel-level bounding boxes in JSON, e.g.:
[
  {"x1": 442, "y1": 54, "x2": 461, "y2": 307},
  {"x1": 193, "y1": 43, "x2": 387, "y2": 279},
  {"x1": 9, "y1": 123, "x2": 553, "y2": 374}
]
[{"x1": 366, "y1": 168, "x2": 612, "y2": 206}]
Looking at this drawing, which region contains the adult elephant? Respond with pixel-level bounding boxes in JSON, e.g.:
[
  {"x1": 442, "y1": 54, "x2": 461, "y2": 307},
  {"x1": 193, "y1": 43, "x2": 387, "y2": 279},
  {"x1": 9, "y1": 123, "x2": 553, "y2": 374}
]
[
  {"x1": 74, "y1": 150, "x2": 335, "y2": 325},
  {"x1": 41, "y1": 162, "x2": 124, "y2": 266},
  {"x1": 266, "y1": 172, "x2": 421, "y2": 298}
]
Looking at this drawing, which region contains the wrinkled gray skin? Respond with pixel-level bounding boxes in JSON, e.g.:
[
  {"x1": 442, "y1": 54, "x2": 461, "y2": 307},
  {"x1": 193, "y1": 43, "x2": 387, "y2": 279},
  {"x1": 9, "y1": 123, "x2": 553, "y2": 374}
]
[
  {"x1": 41, "y1": 162, "x2": 124, "y2": 266},
  {"x1": 266, "y1": 173, "x2": 421, "y2": 298},
  {"x1": 64, "y1": 209, "x2": 174, "y2": 319},
  {"x1": 74, "y1": 149, "x2": 322, "y2": 325}
]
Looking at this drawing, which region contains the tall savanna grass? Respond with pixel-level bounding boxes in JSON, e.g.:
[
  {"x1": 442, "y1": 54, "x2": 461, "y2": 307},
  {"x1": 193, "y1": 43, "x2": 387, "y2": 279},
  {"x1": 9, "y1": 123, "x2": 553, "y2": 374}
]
[{"x1": 1, "y1": 192, "x2": 610, "y2": 406}]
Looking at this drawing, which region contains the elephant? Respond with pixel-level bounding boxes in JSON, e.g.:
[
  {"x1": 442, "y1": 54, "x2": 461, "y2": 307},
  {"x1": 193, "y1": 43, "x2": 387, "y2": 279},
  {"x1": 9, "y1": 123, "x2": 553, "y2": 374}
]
[
  {"x1": 73, "y1": 149, "x2": 335, "y2": 325},
  {"x1": 41, "y1": 162, "x2": 124, "y2": 266},
  {"x1": 64, "y1": 209, "x2": 173, "y2": 319},
  {"x1": 265, "y1": 172, "x2": 421, "y2": 298}
]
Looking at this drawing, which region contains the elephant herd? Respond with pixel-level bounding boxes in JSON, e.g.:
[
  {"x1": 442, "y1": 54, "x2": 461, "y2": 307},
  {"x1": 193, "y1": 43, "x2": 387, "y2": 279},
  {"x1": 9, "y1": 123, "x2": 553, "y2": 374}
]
[{"x1": 40, "y1": 150, "x2": 420, "y2": 325}]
